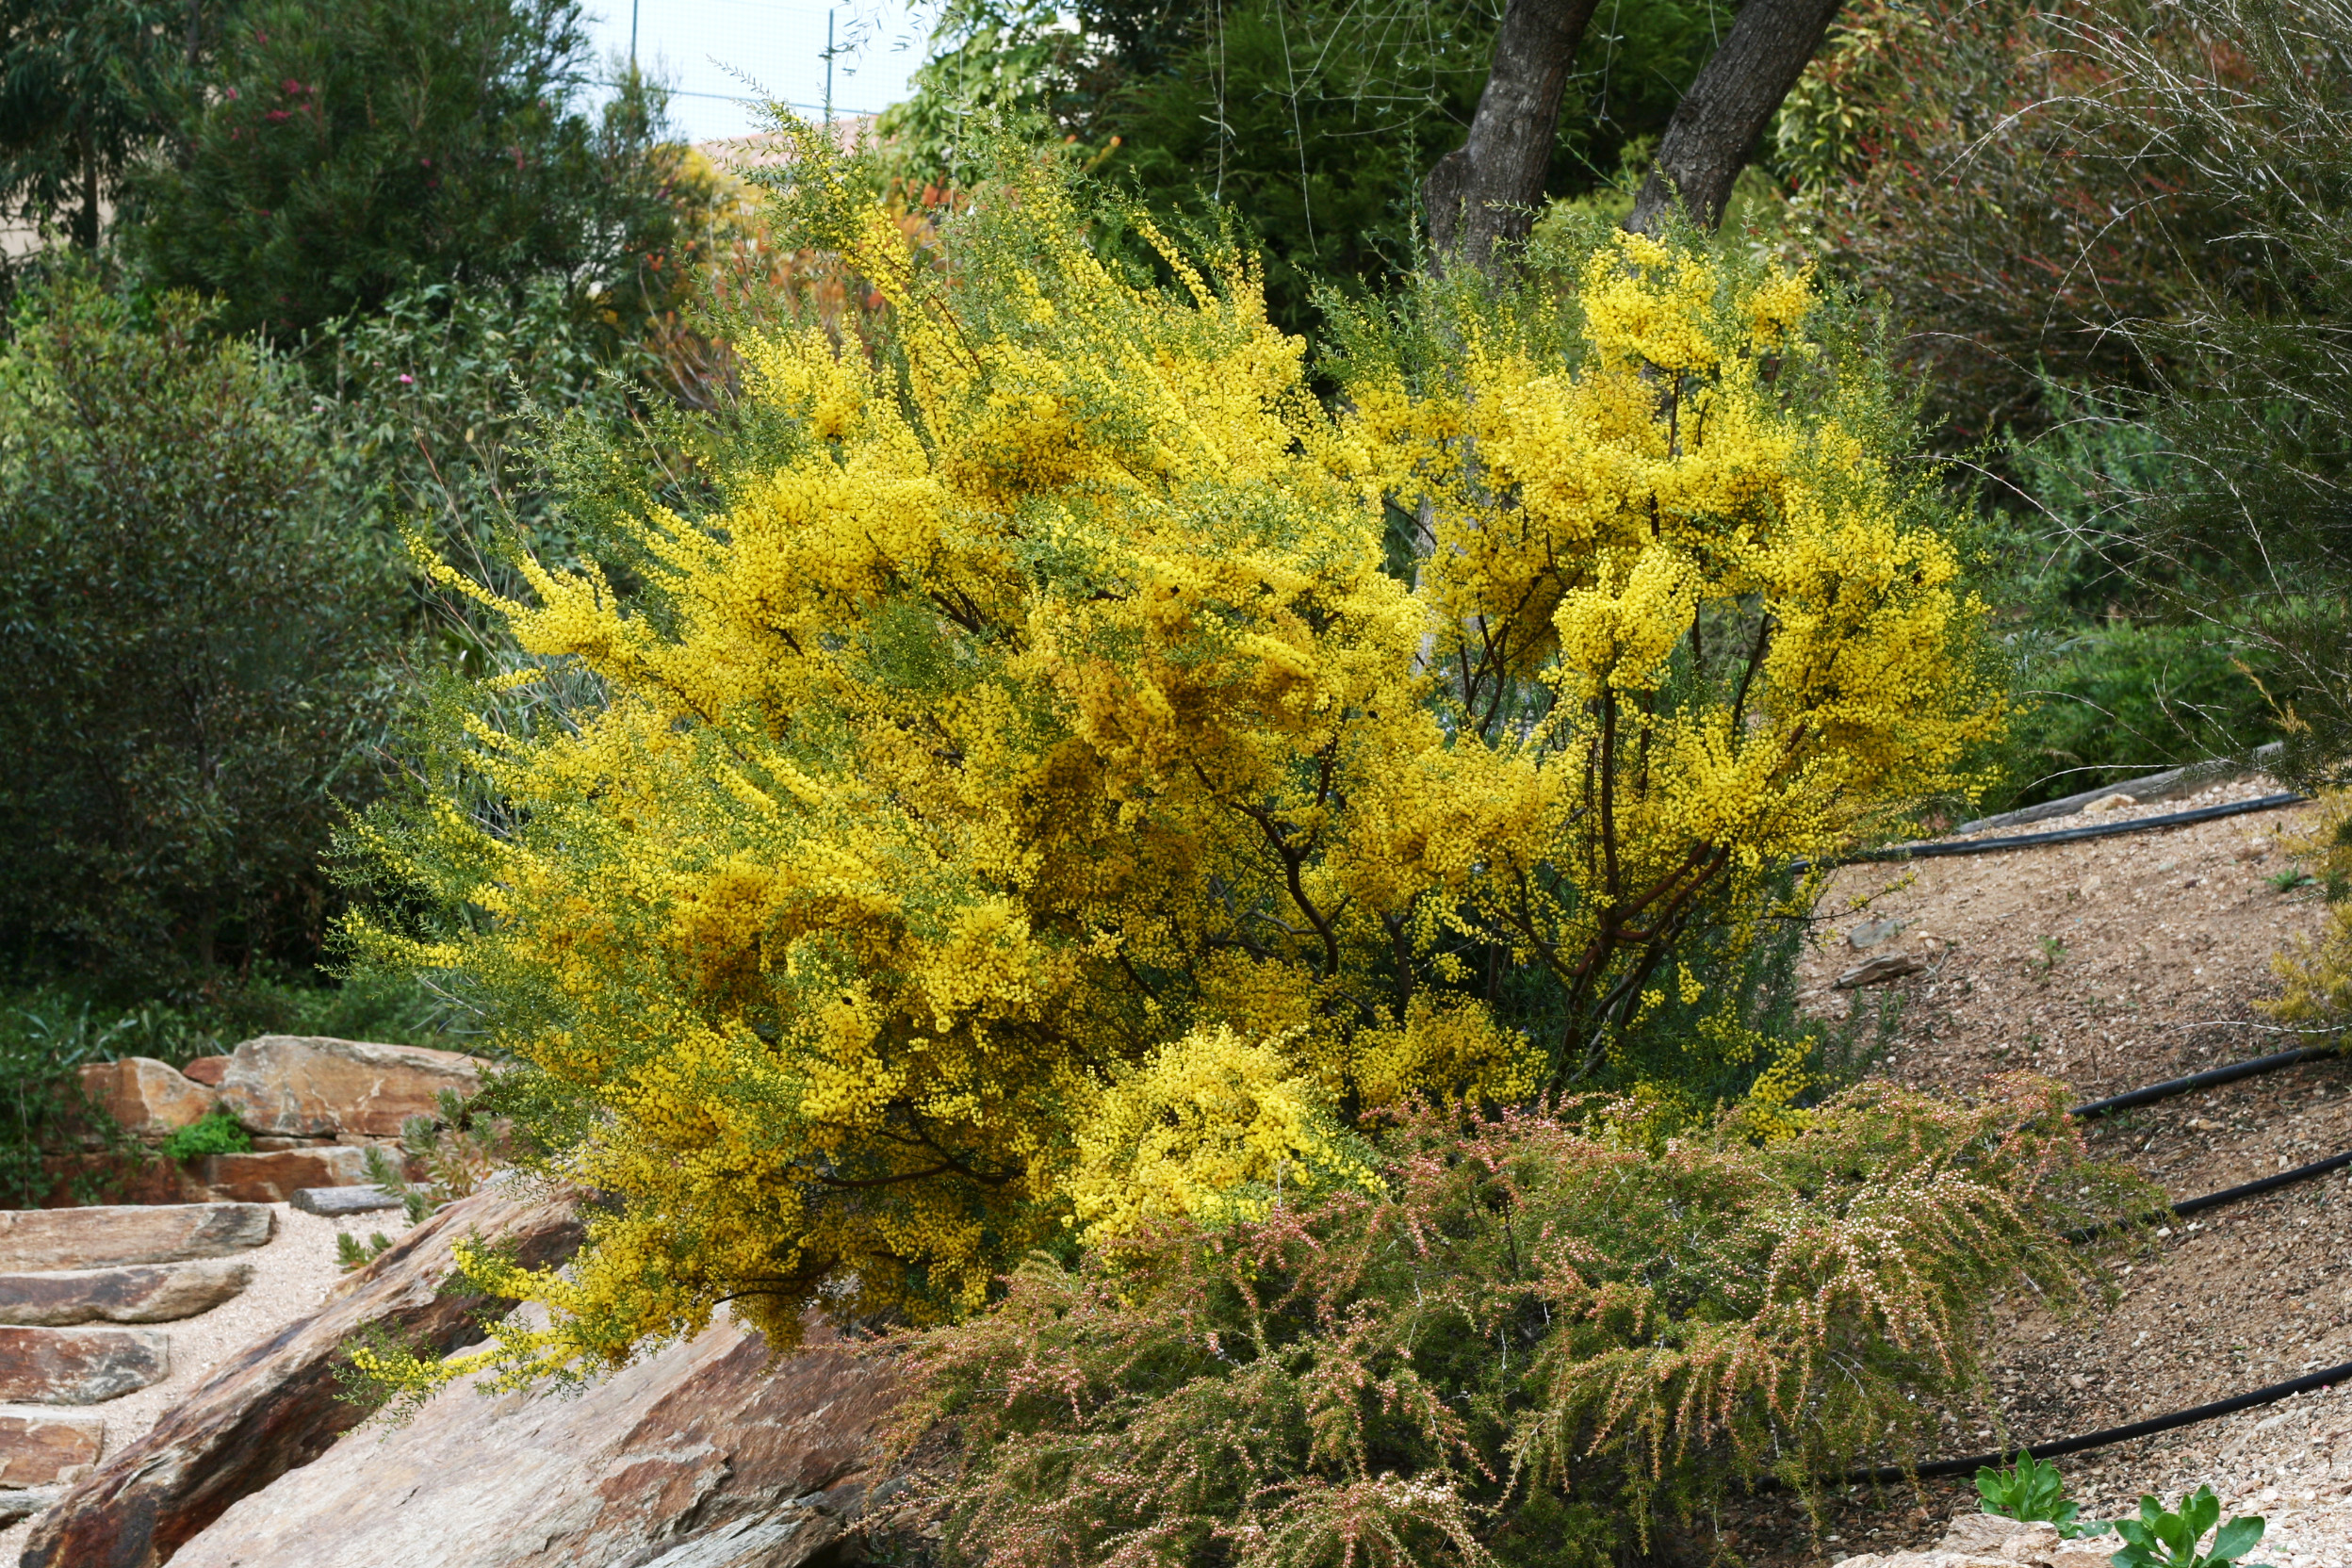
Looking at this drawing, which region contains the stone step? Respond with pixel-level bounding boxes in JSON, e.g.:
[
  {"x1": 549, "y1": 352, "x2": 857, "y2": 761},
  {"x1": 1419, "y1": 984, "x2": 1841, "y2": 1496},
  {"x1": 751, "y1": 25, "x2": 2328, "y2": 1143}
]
[
  {"x1": 0, "y1": 1204, "x2": 273, "y2": 1272},
  {"x1": 0, "y1": 1259, "x2": 252, "y2": 1327},
  {"x1": 0, "y1": 1414, "x2": 101, "y2": 1487},
  {"x1": 0, "y1": 1327, "x2": 169, "y2": 1404},
  {"x1": 0, "y1": 1484, "x2": 62, "y2": 1528}
]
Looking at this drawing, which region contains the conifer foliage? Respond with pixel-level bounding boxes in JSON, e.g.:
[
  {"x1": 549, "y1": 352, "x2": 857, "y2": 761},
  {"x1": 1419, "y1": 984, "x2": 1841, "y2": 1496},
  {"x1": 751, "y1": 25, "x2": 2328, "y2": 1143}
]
[{"x1": 351, "y1": 130, "x2": 2002, "y2": 1388}]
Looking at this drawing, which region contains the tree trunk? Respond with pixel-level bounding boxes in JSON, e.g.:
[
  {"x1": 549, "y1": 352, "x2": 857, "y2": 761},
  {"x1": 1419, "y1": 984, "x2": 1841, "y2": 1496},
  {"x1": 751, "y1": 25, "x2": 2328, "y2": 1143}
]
[
  {"x1": 1423, "y1": 0, "x2": 1603, "y2": 273},
  {"x1": 1626, "y1": 0, "x2": 1844, "y2": 234}
]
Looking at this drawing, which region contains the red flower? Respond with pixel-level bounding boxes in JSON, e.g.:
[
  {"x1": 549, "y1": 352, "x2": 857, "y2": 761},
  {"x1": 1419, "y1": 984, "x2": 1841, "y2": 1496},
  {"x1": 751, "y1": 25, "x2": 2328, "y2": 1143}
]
[{"x1": 265, "y1": 109, "x2": 289, "y2": 122}]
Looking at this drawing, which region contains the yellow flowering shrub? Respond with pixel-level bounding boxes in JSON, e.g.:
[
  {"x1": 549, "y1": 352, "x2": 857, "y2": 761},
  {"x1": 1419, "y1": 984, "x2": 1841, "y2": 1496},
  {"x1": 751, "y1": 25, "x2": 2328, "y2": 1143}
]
[{"x1": 348, "y1": 127, "x2": 2000, "y2": 1388}]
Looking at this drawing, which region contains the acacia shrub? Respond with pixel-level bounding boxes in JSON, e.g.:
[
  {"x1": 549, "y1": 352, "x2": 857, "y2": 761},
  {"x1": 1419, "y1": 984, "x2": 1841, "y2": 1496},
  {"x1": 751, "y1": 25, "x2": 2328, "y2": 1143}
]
[
  {"x1": 884, "y1": 1082, "x2": 2151, "y2": 1568},
  {"x1": 349, "y1": 131, "x2": 2001, "y2": 1389}
]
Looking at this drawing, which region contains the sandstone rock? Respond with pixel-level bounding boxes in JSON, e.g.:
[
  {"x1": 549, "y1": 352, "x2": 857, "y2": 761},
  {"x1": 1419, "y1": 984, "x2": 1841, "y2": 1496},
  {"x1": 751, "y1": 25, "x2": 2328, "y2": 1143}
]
[
  {"x1": 0, "y1": 1485, "x2": 62, "y2": 1528},
  {"x1": 22, "y1": 1179, "x2": 585, "y2": 1568},
  {"x1": 196, "y1": 1146, "x2": 372, "y2": 1202},
  {"x1": 288, "y1": 1184, "x2": 400, "y2": 1217},
  {"x1": 0, "y1": 1414, "x2": 102, "y2": 1486},
  {"x1": 0, "y1": 1202, "x2": 272, "y2": 1271},
  {"x1": 1830, "y1": 1555, "x2": 2014, "y2": 1568},
  {"x1": 180, "y1": 1055, "x2": 231, "y2": 1086},
  {"x1": 2048, "y1": 1544, "x2": 2117, "y2": 1568},
  {"x1": 217, "y1": 1035, "x2": 482, "y2": 1138},
  {"x1": 0, "y1": 1258, "x2": 253, "y2": 1326},
  {"x1": 169, "y1": 1310, "x2": 898, "y2": 1568},
  {"x1": 1837, "y1": 950, "x2": 1927, "y2": 989},
  {"x1": 1940, "y1": 1514, "x2": 2035, "y2": 1555},
  {"x1": 0, "y1": 1325, "x2": 169, "y2": 1402},
  {"x1": 1995, "y1": 1522, "x2": 2064, "y2": 1563},
  {"x1": 2082, "y1": 792, "x2": 2138, "y2": 814},
  {"x1": 74, "y1": 1057, "x2": 218, "y2": 1139}
]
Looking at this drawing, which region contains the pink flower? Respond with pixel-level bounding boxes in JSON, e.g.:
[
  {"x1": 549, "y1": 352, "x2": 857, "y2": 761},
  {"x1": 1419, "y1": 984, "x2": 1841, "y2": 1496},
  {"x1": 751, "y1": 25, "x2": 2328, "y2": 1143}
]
[
  {"x1": 397, "y1": 374, "x2": 415, "y2": 384},
  {"x1": 265, "y1": 109, "x2": 289, "y2": 122}
]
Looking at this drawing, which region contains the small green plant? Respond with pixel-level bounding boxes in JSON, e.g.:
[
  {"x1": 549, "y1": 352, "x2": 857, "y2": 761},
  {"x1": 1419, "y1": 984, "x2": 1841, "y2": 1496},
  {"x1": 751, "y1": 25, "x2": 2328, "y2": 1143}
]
[
  {"x1": 156, "y1": 1109, "x2": 252, "y2": 1163},
  {"x1": 2266, "y1": 867, "x2": 2312, "y2": 893},
  {"x1": 2109, "y1": 1488, "x2": 2270, "y2": 1568},
  {"x1": 335, "y1": 1231, "x2": 397, "y2": 1273},
  {"x1": 1977, "y1": 1450, "x2": 2085, "y2": 1535},
  {"x1": 2034, "y1": 936, "x2": 2068, "y2": 978},
  {"x1": 359, "y1": 1086, "x2": 503, "y2": 1225}
]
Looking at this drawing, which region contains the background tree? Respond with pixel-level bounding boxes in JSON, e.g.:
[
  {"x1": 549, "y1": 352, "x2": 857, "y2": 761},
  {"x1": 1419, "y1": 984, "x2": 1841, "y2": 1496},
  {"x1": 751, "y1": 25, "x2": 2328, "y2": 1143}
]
[
  {"x1": 878, "y1": 0, "x2": 1734, "y2": 332},
  {"x1": 0, "y1": 0, "x2": 237, "y2": 250},
  {"x1": 134, "y1": 0, "x2": 694, "y2": 342}
]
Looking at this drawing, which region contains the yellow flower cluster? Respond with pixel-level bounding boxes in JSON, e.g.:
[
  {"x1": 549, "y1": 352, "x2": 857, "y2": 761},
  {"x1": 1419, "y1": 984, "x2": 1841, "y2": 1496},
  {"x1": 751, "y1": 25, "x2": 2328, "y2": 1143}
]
[{"x1": 352, "y1": 132, "x2": 1999, "y2": 1387}]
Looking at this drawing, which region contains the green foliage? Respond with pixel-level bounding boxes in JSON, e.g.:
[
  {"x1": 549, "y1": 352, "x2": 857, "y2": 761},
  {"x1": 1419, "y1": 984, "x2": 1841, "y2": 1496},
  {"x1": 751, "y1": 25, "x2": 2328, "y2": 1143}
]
[
  {"x1": 889, "y1": 1084, "x2": 2156, "y2": 1568},
  {"x1": 335, "y1": 1229, "x2": 396, "y2": 1272},
  {"x1": 2110, "y1": 1489, "x2": 2271, "y2": 1568},
  {"x1": 0, "y1": 997, "x2": 145, "y2": 1207},
  {"x1": 1988, "y1": 623, "x2": 2281, "y2": 808},
  {"x1": 133, "y1": 0, "x2": 696, "y2": 343},
  {"x1": 1976, "y1": 1451, "x2": 2085, "y2": 1537},
  {"x1": 157, "y1": 1108, "x2": 253, "y2": 1162},
  {"x1": 879, "y1": 0, "x2": 1737, "y2": 334},
  {"x1": 0, "y1": 273, "x2": 402, "y2": 989}
]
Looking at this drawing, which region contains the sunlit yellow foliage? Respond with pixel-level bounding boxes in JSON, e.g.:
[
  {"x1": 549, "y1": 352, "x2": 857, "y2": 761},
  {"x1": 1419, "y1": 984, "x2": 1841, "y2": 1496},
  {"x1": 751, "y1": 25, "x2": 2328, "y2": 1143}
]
[
  {"x1": 2266, "y1": 791, "x2": 2352, "y2": 1033},
  {"x1": 351, "y1": 125, "x2": 2000, "y2": 1388}
]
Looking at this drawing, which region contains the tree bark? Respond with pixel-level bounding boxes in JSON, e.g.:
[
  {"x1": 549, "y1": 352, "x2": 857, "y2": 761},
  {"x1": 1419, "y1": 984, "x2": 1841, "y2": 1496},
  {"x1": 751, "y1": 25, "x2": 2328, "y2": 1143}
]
[
  {"x1": 1423, "y1": 0, "x2": 1602, "y2": 273},
  {"x1": 1626, "y1": 0, "x2": 1844, "y2": 234}
]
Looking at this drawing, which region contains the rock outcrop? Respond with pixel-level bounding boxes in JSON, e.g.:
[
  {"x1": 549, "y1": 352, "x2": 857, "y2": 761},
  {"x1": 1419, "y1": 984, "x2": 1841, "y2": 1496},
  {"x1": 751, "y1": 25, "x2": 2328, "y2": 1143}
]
[
  {"x1": 216, "y1": 1035, "x2": 482, "y2": 1138},
  {"x1": 0, "y1": 1203, "x2": 273, "y2": 1272},
  {"x1": 192, "y1": 1146, "x2": 373, "y2": 1202},
  {"x1": 1832, "y1": 1511, "x2": 2120, "y2": 1568},
  {"x1": 170, "y1": 1312, "x2": 900, "y2": 1568},
  {"x1": 19, "y1": 1179, "x2": 584, "y2": 1568},
  {"x1": 74, "y1": 1058, "x2": 218, "y2": 1139}
]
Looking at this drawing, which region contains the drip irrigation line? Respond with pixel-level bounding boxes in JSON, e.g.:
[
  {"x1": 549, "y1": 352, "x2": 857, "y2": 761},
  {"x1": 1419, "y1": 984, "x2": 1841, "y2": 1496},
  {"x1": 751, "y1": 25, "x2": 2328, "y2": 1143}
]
[
  {"x1": 1829, "y1": 1359, "x2": 2352, "y2": 1486},
  {"x1": 2064, "y1": 1147, "x2": 2352, "y2": 1242},
  {"x1": 1790, "y1": 792, "x2": 2308, "y2": 875},
  {"x1": 2070, "y1": 1046, "x2": 2341, "y2": 1119}
]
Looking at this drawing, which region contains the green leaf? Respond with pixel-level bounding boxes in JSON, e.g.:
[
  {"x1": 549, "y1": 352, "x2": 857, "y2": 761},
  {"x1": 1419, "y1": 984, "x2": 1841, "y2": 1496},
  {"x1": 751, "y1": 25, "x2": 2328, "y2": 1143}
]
[{"x1": 2209, "y1": 1516, "x2": 2265, "y2": 1563}]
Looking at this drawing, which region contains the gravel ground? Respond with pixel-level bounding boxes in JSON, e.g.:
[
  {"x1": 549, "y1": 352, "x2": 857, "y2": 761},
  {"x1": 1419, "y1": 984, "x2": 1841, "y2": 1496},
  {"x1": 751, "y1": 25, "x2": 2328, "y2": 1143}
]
[
  {"x1": 1721, "y1": 778, "x2": 2352, "y2": 1568},
  {"x1": 0, "y1": 1201, "x2": 404, "y2": 1560}
]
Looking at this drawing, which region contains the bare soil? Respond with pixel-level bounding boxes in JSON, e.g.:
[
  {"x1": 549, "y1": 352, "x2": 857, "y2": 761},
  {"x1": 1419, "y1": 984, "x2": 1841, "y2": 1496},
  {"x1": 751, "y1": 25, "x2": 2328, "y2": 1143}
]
[{"x1": 1731, "y1": 781, "x2": 2352, "y2": 1568}]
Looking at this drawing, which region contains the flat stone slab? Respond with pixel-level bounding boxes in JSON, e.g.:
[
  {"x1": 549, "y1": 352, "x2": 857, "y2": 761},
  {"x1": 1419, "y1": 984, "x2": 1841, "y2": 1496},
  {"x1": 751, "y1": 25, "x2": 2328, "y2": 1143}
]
[
  {"x1": 0, "y1": 1259, "x2": 253, "y2": 1326},
  {"x1": 217, "y1": 1036, "x2": 482, "y2": 1138},
  {"x1": 0, "y1": 1326, "x2": 169, "y2": 1404},
  {"x1": 196, "y1": 1149, "x2": 371, "y2": 1204},
  {"x1": 0, "y1": 1204, "x2": 273, "y2": 1273},
  {"x1": 286, "y1": 1185, "x2": 400, "y2": 1217},
  {"x1": 0, "y1": 1484, "x2": 63, "y2": 1528},
  {"x1": 0, "y1": 1414, "x2": 102, "y2": 1487}
]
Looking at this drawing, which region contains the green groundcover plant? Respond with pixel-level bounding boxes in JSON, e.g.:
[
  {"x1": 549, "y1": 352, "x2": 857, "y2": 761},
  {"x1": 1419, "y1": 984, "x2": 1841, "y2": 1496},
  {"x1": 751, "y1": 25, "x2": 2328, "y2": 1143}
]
[{"x1": 879, "y1": 1079, "x2": 2155, "y2": 1568}]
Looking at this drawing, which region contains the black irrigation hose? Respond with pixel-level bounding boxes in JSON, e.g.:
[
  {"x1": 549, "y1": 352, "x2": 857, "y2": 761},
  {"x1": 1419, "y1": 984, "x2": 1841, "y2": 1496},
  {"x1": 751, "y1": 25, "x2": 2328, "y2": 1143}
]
[
  {"x1": 1791, "y1": 792, "x2": 2309, "y2": 875},
  {"x1": 1831, "y1": 1359, "x2": 2352, "y2": 1487},
  {"x1": 2071, "y1": 1046, "x2": 2341, "y2": 1120},
  {"x1": 2064, "y1": 1147, "x2": 2352, "y2": 1241}
]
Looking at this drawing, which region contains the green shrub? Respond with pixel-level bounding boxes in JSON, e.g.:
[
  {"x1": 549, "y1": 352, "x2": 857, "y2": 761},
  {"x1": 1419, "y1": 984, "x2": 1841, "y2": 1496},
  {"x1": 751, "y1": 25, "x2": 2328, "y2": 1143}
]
[
  {"x1": 156, "y1": 1108, "x2": 250, "y2": 1162},
  {"x1": 0, "y1": 998, "x2": 145, "y2": 1207},
  {"x1": 1989, "y1": 622, "x2": 2281, "y2": 808},
  {"x1": 887, "y1": 1081, "x2": 2155, "y2": 1568},
  {"x1": 0, "y1": 274, "x2": 403, "y2": 990}
]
